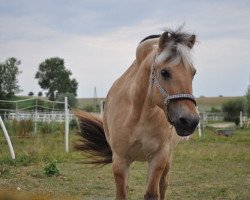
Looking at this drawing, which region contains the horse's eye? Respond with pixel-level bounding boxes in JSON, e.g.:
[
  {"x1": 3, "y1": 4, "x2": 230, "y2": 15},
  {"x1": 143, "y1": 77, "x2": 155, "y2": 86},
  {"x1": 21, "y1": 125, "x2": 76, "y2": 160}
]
[
  {"x1": 192, "y1": 69, "x2": 197, "y2": 79},
  {"x1": 161, "y1": 69, "x2": 171, "y2": 80}
]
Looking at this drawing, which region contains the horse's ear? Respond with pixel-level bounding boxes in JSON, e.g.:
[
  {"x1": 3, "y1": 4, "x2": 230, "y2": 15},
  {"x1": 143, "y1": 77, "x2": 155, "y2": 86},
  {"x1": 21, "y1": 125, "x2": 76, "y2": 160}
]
[
  {"x1": 187, "y1": 35, "x2": 196, "y2": 49},
  {"x1": 158, "y1": 32, "x2": 169, "y2": 51}
]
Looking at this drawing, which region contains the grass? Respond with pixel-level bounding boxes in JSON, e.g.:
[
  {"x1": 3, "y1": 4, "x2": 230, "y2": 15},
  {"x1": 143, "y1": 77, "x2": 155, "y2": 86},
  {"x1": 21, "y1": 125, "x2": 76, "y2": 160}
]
[{"x1": 0, "y1": 127, "x2": 249, "y2": 200}]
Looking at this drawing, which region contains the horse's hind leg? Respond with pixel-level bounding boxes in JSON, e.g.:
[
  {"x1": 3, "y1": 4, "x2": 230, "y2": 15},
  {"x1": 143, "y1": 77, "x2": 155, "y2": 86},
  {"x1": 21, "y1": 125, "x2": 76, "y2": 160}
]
[{"x1": 113, "y1": 154, "x2": 130, "y2": 200}]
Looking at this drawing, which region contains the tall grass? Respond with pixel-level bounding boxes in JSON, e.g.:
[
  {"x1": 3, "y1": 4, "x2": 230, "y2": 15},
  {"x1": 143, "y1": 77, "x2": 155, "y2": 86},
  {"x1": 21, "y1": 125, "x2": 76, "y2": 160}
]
[{"x1": 0, "y1": 120, "x2": 76, "y2": 167}]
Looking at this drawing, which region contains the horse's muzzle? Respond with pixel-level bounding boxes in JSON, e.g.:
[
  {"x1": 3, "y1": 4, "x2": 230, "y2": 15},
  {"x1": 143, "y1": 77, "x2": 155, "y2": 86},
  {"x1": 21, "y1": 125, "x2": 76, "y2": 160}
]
[{"x1": 173, "y1": 113, "x2": 199, "y2": 136}]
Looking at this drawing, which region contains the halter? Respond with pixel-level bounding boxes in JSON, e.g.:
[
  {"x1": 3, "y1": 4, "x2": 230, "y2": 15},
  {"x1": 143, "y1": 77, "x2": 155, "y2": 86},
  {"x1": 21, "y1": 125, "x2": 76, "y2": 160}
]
[{"x1": 150, "y1": 55, "x2": 196, "y2": 124}]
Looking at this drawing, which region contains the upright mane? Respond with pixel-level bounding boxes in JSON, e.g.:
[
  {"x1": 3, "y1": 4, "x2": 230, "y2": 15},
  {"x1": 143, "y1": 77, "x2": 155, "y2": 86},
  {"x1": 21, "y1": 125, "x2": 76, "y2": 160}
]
[{"x1": 156, "y1": 28, "x2": 196, "y2": 67}]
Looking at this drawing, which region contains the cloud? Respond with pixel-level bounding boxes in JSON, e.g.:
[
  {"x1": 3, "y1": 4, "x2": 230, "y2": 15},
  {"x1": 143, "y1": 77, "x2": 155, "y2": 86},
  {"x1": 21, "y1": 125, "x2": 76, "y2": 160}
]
[
  {"x1": 0, "y1": 18, "x2": 166, "y2": 97},
  {"x1": 1, "y1": 0, "x2": 250, "y2": 98}
]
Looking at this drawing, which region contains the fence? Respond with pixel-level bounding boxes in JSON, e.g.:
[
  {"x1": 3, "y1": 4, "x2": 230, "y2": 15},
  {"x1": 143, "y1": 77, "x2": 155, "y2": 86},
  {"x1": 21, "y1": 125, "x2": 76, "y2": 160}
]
[
  {"x1": 5, "y1": 111, "x2": 75, "y2": 123},
  {"x1": 0, "y1": 97, "x2": 71, "y2": 154}
]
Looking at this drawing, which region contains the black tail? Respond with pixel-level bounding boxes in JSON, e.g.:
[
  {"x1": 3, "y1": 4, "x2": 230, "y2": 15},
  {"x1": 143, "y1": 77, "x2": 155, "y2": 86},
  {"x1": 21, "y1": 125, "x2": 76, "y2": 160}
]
[{"x1": 74, "y1": 111, "x2": 112, "y2": 165}]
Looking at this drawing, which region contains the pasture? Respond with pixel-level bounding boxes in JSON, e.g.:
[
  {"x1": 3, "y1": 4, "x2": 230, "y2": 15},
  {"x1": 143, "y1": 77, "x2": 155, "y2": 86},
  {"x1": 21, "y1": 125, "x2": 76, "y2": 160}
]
[
  {"x1": 0, "y1": 125, "x2": 249, "y2": 199},
  {"x1": 78, "y1": 96, "x2": 245, "y2": 113}
]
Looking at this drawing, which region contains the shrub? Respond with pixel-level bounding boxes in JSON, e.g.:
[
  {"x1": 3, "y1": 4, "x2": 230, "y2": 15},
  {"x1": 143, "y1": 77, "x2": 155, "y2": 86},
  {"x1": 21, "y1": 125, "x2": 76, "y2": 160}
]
[
  {"x1": 44, "y1": 160, "x2": 60, "y2": 177},
  {"x1": 246, "y1": 86, "x2": 250, "y2": 116},
  {"x1": 210, "y1": 106, "x2": 221, "y2": 113},
  {"x1": 82, "y1": 104, "x2": 95, "y2": 112},
  {"x1": 222, "y1": 98, "x2": 247, "y2": 125},
  {"x1": 69, "y1": 119, "x2": 78, "y2": 130}
]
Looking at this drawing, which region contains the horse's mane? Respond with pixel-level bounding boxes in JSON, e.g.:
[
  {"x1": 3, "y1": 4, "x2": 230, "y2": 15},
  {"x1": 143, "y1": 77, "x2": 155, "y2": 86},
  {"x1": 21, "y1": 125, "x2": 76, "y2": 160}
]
[
  {"x1": 139, "y1": 27, "x2": 195, "y2": 68},
  {"x1": 140, "y1": 34, "x2": 161, "y2": 44}
]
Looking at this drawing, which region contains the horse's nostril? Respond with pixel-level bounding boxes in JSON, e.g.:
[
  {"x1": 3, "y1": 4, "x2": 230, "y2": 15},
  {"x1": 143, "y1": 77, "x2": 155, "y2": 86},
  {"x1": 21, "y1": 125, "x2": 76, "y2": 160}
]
[
  {"x1": 179, "y1": 117, "x2": 189, "y2": 125},
  {"x1": 179, "y1": 115, "x2": 199, "y2": 128}
]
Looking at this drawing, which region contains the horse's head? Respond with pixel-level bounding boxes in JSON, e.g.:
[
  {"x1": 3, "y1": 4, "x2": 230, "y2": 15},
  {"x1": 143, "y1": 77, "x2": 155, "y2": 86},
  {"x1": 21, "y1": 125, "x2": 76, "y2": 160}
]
[{"x1": 151, "y1": 29, "x2": 199, "y2": 137}]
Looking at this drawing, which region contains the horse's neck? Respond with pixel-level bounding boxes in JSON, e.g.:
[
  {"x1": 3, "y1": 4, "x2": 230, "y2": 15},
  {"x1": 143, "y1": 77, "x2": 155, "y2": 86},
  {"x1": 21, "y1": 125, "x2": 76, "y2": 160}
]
[
  {"x1": 129, "y1": 53, "x2": 156, "y2": 117},
  {"x1": 131, "y1": 40, "x2": 157, "y2": 103}
]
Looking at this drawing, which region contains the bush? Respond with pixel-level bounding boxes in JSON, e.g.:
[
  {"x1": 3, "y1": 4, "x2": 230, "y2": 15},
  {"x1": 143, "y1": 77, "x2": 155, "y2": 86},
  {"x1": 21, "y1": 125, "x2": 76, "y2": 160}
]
[
  {"x1": 69, "y1": 119, "x2": 78, "y2": 130},
  {"x1": 210, "y1": 106, "x2": 221, "y2": 113},
  {"x1": 44, "y1": 160, "x2": 60, "y2": 177},
  {"x1": 222, "y1": 98, "x2": 247, "y2": 125},
  {"x1": 83, "y1": 104, "x2": 100, "y2": 112},
  {"x1": 246, "y1": 86, "x2": 250, "y2": 116}
]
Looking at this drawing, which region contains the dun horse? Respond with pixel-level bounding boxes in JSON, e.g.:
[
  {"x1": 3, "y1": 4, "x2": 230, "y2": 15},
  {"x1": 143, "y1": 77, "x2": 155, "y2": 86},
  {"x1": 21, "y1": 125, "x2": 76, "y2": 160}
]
[{"x1": 75, "y1": 27, "x2": 199, "y2": 200}]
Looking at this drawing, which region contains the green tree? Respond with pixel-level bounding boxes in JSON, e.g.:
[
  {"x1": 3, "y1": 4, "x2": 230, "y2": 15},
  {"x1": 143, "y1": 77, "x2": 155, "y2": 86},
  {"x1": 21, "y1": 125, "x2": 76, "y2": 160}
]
[
  {"x1": 0, "y1": 57, "x2": 22, "y2": 99},
  {"x1": 246, "y1": 85, "x2": 250, "y2": 116},
  {"x1": 35, "y1": 57, "x2": 78, "y2": 101},
  {"x1": 222, "y1": 98, "x2": 247, "y2": 125},
  {"x1": 38, "y1": 91, "x2": 43, "y2": 97},
  {"x1": 28, "y1": 91, "x2": 34, "y2": 96},
  {"x1": 57, "y1": 92, "x2": 78, "y2": 108}
]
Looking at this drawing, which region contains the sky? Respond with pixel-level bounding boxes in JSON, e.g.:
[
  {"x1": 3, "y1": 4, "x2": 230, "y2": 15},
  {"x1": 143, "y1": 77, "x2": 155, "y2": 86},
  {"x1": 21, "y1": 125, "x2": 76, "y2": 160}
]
[{"x1": 0, "y1": 0, "x2": 250, "y2": 98}]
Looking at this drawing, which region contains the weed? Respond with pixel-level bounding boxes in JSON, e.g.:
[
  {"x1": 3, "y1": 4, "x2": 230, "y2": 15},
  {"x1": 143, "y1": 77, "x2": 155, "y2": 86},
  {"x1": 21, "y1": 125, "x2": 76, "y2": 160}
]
[
  {"x1": 44, "y1": 160, "x2": 60, "y2": 177},
  {"x1": 0, "y1": 165, "x2": 10, "y2": 177},
  {"x1": 40, "y1": 123, "x2": 53, "y2": 134}
]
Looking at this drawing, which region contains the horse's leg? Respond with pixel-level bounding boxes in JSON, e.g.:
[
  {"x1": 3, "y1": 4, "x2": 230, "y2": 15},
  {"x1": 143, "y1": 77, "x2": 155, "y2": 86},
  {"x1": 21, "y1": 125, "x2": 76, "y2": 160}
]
[
  {"x1": 144, "y1": 150, "x2": 169, "y2": 200},
  {"x1": 112, "y1": 154, "x2": 130, "y2": 200},
  {"x1": 159, "y1": 155, "x2": 171, "y2": 200}
]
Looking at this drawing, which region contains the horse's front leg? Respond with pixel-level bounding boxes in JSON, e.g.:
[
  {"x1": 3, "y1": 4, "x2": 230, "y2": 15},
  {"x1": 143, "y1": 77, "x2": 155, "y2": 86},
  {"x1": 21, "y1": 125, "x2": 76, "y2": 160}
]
[
  {"x1": 159, "y1": 153, "x2": 171, "y2": 200},
  {"x1": 144, "y1": 149, "x2": 170, "y2": 200},
  {"x1": 113, "y1": 154, "x2": 130, "y2": 200}
]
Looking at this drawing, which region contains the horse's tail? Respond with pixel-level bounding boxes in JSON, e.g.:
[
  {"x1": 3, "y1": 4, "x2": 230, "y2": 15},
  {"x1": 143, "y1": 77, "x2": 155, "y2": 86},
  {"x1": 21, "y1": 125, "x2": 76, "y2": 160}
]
[{"x1": 74, "y1": 111, "x2": 112, "y2": 165}]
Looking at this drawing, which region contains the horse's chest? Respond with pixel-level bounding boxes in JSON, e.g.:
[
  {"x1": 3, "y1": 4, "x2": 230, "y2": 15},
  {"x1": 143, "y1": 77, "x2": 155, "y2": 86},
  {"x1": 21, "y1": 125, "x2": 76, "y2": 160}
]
[{"x1": 126, "y1": 133, "x2": 163, "y2": 161}]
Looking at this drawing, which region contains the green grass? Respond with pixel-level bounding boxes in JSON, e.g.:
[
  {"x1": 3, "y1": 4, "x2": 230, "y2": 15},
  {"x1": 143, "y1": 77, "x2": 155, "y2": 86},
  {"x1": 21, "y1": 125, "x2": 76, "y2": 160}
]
[{"x1": 0, "y1": 128, "x2": 249, "y2": 199}]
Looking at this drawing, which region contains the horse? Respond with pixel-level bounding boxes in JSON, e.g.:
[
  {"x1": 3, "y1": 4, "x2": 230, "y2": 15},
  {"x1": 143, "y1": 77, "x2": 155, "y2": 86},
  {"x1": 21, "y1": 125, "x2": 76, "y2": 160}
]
[{"x1": 75, "y1": 27, "x2": 199, "y2": 200}]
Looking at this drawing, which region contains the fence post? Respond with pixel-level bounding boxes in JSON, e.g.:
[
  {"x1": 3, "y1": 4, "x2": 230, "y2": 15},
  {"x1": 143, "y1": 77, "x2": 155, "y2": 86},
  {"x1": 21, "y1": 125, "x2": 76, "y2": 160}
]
[
  {"x1": 65, "y1": 97, "x2": 69, "y2": 153},
  {"x1": 0, "y1": 116, "x2": 15, "y2": 159},
  {"x1": 240, "y1": 111, "x2": 243, "y2": 128},
  {"x1": 196, "y1": 107, "x2": 202, "y2": 138},
  {"x1": 34, "y1": 98, "x2": 38, "y2": 134}
]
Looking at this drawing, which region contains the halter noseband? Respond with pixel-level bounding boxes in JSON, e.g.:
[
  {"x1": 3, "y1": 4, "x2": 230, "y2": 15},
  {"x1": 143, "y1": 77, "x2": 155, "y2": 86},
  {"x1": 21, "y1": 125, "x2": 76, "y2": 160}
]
[{"x1": 150, "y1": 55, "x2": 196, "y2": 123}]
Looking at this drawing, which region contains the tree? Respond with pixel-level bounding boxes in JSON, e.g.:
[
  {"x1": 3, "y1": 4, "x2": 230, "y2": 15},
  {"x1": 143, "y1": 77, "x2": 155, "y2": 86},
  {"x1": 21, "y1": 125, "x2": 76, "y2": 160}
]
[
  {"x1": 38, "y1": 91, "x2": 43, "y2": 97},
  {"x1": 0, "y1": 57, "x2": 22, "y2": 99},
  {"x1": 28, "y1": 91, "x2": 34, "y2": 96},
  {"x1": 246, "y1": 85, "x2": 250, "y2": 117},
  {"x1": 35, "y1": 57, "x2": 78, "y2": 101},
  {"x1": 57, "y1": 92, "x2": 78, "y2": 108},
  {"x1": 222, "y1": 98, "x2": 247, "y2": 125}
]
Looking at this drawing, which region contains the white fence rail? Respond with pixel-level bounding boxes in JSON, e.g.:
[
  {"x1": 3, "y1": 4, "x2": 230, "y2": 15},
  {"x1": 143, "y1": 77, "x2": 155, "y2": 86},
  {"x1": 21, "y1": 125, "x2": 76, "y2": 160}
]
[{"x1": 6, "y1": 111, "x2": 75, "y2": 123}]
